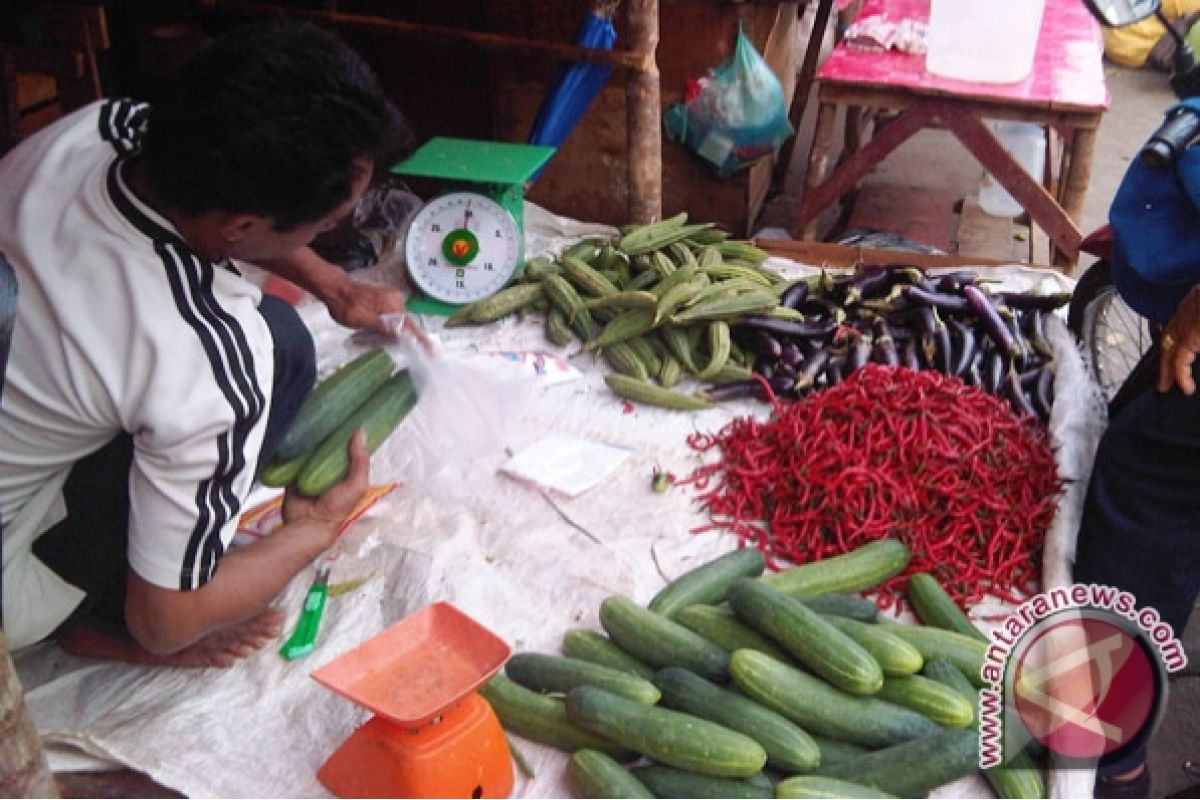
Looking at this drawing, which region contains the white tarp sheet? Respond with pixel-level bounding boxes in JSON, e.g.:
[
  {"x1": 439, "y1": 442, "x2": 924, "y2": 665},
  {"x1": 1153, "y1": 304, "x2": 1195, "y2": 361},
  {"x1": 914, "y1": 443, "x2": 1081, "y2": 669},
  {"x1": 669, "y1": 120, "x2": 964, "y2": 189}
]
[{"x1": 14, "y1": 205, "x2": 1106, "y2": 799}]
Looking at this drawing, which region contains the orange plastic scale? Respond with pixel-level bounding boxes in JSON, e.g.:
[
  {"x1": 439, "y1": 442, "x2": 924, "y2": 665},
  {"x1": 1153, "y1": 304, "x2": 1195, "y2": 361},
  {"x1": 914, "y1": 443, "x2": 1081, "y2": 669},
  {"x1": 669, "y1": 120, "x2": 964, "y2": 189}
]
[{"x1": 311, "y1": 602, "x2": 514, "y2": 799}]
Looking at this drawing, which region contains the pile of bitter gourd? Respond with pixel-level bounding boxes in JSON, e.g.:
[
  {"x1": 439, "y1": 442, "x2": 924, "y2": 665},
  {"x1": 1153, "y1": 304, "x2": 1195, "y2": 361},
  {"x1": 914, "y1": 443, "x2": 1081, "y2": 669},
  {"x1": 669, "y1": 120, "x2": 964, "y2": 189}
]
[{"x1": 444, "y1": 213, "x2": 787, "y2": 410}]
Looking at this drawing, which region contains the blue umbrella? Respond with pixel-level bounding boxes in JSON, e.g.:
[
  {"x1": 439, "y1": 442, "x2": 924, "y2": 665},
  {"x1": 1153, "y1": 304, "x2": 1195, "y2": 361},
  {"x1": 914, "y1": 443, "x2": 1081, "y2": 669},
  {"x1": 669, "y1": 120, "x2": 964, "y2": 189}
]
[{"x1": 528, "y1": 1, "x2": 618, "y2": 157}]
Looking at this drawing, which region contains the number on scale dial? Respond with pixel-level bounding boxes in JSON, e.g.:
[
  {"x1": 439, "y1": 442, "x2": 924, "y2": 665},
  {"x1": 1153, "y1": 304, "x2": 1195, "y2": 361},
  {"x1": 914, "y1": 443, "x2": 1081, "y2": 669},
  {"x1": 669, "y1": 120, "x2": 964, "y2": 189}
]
[{"x1": 404, "y1": 192, "x2": 521, "y2": 304}]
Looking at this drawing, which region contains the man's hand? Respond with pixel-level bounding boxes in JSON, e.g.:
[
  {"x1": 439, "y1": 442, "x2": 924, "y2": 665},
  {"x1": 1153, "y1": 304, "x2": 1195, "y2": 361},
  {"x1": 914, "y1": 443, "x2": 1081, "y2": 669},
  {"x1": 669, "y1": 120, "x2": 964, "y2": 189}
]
[
  {"x1": 327, "y1": 279, "x2": 407, "y2": 336},
  {"x1": 282, "y1": 429, "x2": 372, "y2": 537},
  {"x1": 1158, "y1": 284, "x2": 1200, "y2": 395}
]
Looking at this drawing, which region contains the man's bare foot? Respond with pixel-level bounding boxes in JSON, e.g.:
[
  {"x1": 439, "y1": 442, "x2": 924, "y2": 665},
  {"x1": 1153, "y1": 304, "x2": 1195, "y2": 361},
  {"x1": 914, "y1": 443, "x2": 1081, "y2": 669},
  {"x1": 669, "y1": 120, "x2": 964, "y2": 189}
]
[{"x1": 58, "y1": 608, "x2": 286, "y2": 668}]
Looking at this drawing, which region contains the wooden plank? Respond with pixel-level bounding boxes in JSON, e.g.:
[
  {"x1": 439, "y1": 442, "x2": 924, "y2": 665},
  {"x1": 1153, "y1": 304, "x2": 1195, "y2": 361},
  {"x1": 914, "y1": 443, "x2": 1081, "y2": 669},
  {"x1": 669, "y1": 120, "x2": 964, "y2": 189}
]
[
  {"x1": 956, "y1": 196, "x2": 1017, "y2": 261},
  {"x1": 935, "y1": 102, "x2": 1079, "y2": 267},
  {"x1": 771, "y1": 0, "x2": 834, "y2": 190},
  {"x1": 796, "y1": 100, "x2": 937, "y2": 234},
  {"x1": 199, "y1": 0, "x2": 649, "y2": 71},
  {"x1": 626, "y1": 0, "x2": 661, "y2": 224},
  {"x1": 844, "y1": 183, "x2": 958, "y2": 252},
  {"x1": 755, "y1": 238, "x2": 1042, "y2": 269},
  {"x1": 817, "y1": 84, "x2": 1101, "y2": 129}
]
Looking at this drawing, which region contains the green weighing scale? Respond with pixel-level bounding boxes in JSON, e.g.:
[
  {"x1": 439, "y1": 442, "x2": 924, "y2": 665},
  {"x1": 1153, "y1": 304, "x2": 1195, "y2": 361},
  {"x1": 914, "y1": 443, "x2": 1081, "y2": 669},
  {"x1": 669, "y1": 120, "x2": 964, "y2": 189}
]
[{"x1": 393, "y1": 138, "x2": 555, "y2": 316}]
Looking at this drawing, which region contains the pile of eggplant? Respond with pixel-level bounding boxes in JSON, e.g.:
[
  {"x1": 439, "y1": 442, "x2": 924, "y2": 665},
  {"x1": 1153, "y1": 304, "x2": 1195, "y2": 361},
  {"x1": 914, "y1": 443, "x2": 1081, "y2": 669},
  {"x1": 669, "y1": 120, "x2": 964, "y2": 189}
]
[{"x1": 714, "y1": 264, "x2": 1069, "y2": 423}]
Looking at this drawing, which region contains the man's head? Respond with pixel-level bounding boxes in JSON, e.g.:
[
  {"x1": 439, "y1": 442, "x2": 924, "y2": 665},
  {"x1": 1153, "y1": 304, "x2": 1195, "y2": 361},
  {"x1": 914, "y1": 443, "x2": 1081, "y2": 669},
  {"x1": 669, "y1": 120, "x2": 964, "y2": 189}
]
[{"x1": 139, "y1": 19, "x2": 413, "y2": 260}]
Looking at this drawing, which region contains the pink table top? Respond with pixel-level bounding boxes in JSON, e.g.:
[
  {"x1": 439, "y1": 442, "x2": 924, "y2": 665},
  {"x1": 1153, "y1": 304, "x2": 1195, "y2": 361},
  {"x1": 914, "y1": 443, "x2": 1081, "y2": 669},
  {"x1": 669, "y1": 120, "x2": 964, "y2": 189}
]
[{"x1": 817, "y1": 0, "x2": 1110, "y2": 112}]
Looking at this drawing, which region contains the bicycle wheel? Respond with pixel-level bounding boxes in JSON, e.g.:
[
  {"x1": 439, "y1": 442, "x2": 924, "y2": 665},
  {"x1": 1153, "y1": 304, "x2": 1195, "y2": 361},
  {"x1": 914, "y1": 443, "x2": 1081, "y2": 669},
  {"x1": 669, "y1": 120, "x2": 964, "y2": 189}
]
[{"x1": 1067, "y1": 259, "x2": 1155, "y2": 401}]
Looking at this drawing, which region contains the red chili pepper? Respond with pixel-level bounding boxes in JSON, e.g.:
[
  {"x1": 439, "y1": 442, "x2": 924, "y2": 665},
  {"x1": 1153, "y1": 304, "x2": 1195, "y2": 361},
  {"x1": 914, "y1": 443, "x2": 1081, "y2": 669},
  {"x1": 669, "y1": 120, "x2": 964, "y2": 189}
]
[{"x1": 684, "y1": 364, "x2": 1062, "y2": 611}]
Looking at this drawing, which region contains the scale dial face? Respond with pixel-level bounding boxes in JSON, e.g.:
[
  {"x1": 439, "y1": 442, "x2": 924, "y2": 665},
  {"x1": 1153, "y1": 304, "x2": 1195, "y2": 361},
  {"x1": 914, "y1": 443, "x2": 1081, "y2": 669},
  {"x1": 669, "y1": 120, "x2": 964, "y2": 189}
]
[{"x1": 404, "y1": 191, "x2": 521, "y2": 304}]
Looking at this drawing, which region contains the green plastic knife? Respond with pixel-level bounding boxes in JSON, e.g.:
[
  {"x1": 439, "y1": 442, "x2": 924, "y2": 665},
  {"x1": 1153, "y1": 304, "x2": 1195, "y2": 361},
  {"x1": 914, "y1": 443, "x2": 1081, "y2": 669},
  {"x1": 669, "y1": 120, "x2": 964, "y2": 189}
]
[{"x1": 279, "y1": 562, "x2": 332, "y2": 661}]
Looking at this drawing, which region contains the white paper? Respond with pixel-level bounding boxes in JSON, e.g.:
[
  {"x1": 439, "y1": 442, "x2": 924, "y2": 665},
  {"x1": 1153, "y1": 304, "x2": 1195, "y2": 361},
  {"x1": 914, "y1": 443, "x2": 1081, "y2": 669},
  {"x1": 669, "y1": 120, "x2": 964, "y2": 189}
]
[{"x1": 500, "y1": 432, "x2": 632, "y2": 497}]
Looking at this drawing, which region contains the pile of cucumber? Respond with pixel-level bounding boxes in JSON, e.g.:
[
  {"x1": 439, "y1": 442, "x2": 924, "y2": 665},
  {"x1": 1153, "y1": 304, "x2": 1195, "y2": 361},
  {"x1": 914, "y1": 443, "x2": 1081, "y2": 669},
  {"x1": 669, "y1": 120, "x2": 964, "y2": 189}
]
[
  {"x1": 258, "y1": 347, "x2": 418, "y2": 496},
  {"x1": 481, "y1": 539, "x2": 1047, "y2": 799}
]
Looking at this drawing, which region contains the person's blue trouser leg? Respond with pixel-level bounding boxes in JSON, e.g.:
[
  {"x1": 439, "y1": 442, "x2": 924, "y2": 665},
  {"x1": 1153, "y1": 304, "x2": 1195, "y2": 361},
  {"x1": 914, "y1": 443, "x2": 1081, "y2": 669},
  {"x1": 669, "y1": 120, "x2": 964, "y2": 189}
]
[{"x1": 1073, "y1": 345, "x2": 1200, "y2": 777}]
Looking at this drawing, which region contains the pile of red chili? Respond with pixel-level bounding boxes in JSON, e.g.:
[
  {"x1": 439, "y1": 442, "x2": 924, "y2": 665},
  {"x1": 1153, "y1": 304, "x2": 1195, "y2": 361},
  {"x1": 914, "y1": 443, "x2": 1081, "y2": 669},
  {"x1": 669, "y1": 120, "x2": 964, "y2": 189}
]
[{"x1": 684, "y1": 363, "x2": 1063, "y2": 610}]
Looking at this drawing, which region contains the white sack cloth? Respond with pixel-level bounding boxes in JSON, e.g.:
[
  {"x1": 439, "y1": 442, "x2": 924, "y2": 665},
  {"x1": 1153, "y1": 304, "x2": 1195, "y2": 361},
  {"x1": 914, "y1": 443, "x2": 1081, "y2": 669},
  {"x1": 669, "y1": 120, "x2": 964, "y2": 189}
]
[{"x1": 16, "y1": 205, "x2": 1104, "y2": 799}]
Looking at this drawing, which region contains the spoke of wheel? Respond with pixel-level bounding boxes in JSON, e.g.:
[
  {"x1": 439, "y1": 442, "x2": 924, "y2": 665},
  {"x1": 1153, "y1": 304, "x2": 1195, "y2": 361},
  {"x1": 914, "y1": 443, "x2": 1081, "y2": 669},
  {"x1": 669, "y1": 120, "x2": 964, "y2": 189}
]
[{"x1": 1090, "y1": 291, "x2": 1152, "y2": 401}]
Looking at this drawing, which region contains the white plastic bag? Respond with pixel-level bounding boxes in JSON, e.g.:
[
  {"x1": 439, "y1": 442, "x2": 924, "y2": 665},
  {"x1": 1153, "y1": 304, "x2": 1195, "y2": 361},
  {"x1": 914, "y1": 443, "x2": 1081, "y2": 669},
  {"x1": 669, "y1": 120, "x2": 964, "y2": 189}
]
[{"x1": 369, "y1": 314, "x2": 532, "y2": 484}]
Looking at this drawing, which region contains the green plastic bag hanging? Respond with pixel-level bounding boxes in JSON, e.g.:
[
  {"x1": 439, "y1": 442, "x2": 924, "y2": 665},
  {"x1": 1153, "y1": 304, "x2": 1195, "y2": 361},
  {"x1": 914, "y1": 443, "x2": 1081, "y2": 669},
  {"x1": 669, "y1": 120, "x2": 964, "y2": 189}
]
[{"x1": 663, "y1": 25, "x2": 795, "y2": 178}]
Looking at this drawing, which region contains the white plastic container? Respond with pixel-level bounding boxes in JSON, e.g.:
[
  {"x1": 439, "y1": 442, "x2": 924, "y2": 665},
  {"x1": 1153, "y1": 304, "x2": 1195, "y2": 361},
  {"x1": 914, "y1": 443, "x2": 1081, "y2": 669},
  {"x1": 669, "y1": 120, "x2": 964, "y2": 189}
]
[
  {"x1": 978, "y1": 121, "x2": 1046, "y2": 218},
  {"x1": 925, "y1": 0, "x2": 1046, "y2": 84}
]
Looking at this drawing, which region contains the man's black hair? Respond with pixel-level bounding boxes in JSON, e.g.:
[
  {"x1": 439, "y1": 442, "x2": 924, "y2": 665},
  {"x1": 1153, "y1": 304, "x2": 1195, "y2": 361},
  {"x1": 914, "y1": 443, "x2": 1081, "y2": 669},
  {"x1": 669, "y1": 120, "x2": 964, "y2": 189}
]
[{"x1": 140, "y1": 19, "x2": 414, "y2": 231}]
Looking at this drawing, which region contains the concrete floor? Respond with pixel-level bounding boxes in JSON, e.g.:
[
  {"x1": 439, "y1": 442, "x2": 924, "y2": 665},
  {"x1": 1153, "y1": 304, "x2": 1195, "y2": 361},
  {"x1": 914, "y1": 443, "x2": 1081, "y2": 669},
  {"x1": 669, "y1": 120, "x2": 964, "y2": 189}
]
[{"x1": 763, "y1": 62, "x2": 1200, "y2": 799}]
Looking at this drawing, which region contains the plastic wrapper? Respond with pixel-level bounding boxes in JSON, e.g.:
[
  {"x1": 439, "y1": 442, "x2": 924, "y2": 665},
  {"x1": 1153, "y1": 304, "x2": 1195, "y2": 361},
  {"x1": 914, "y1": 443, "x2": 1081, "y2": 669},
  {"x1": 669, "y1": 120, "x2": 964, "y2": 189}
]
[
  {"x1": 844, "y1": 16, "x2": 928, "y2": 54},
  {"x1": 311, "y1": 178, "x2": 423, "y2": 271},
  {"x1": 365, "y1": 314, "x2": 534, "y2": 485},
  {"x1": 662, "y1": 26, "x2": 794, "y2": 178}
]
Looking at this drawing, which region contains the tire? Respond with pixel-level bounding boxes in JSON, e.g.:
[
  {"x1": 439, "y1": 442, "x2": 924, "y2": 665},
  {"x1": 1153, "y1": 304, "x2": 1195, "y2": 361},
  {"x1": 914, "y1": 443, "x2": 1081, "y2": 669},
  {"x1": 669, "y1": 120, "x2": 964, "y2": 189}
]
[{"x1": 1067, "y1": 259, "x2": 1155, "y2": 401}]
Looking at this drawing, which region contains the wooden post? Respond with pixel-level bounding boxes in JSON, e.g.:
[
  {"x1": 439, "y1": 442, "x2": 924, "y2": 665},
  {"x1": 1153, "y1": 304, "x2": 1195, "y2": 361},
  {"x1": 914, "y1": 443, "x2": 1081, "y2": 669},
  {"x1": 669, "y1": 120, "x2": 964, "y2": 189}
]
[
  {"x1": 0, "y1": 631, "x2": 57, "y2": 798},
  {"x1": 625, "y1": 0, "x2": 662, "y2": 224}
]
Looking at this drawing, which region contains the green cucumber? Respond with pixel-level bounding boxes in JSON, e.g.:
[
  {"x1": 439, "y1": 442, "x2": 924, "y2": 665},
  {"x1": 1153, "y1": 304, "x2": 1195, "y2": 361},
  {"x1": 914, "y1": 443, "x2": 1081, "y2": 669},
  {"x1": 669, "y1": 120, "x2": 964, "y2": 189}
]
[
  {"x1": 562, "y1": 629, "x2": 656, "y2": 680},
  {"x1": 820, "y1": 615, "x2": 923, "y2": 677},
  {"x1": 907, "y1": 572, "x2": 988, "y2": 642},
  {"x1": 569, "y1": 749, "x2": 655, "y2": 799},
  {"x1": 728, "y1": 650, "x2": 938, "y2": 748},
  {"x1": 923, "y1": 659, "x2": 1047, "y2": 798},
  {"x1": 653, "y1": 667, "x2": 820, "y2": 773},
  {"x1": 817, "y1": 728, "x2": 980, "y2": 797},
  {"x1": 648, "y1": 548, "x2": 766, "y2": 618},
  {"x1": 877, "y1": 623, "x2": 988, "y2": 687},
  {"x1": 795, "y1": 593, "x2": 879, "y2": 622},
  {"x1": 295, "y1": 370, "x2": 418, "y2": 496},
  {"x1": 874, "y1": 674, "x2": 975, "y2": 727},
  {"x1": 599, "y1": 595, "x2": 729, "y2": 682},
  {"x1": 565, "y1": 686, "x2": 767, "y2": 778},
  {"x1": 506, "y1": 652, "x2": 661, "y2": 705},
  {"x1": 258, "y1": 452, "x2": 307, "y2": 487},
  {"x1": 760, "y1": 539, "x2": 910, "y2": 596},
  {"x1": 808, "y1": 735, "x2": 870, "y2": 766},
  {"x1": 630, "y1": 765, "x2": 773, "y2": 799},
  {"x1": 775, "y1": 776, "x2": 899, "y2": 799},
  {"x1": 727, "y1": 579, "x2": 883, "y2": 696},
  {"x1": 674, "y1": 605, "x2": 792, "y2": 664},
  {"x1": 274, "y1": 347, "x2": 395, "y2": 462},
  {"x1": 478, "y1": 675, "x2": 634, "y2": 761}
]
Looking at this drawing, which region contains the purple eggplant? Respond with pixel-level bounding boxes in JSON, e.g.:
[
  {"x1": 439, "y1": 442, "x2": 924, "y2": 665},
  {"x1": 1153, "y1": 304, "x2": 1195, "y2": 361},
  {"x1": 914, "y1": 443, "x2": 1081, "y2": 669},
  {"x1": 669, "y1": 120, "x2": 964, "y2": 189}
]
[
  {"x1": 1035, "y1": 363, "x2": 1055, "y2": 420},
  {"x1": 779, "y1": 341, "x2": 804, "y2": 369},
  {"x1": 966, "y1": 362, "x2": 984, "y2": 387},
  {"x1": 1003, "y1": 367, "x2": 1038, "y2": 418},
  {"x1": 780, "y1": 280, "x2": 810, "y2": 309},
  {"x1": 770, "y1": 373, "x2": 798, "y2": 396},
  {"x1": 737, "y1": 315, "x2": 838, "y2": 339},
  {"x1": 998, "y1": 290, "x2": 1071, "y2": 312},
  {"x1": 983, "y1": 350, "x2": 1005, "y2": 395},
  {"x1": 905, "y1": 284, "x2": 971, "y2": 314},
  {"x1": 796, "y1": 348, "x2": 831, "y2": 391},
  {"x1": 963, "y1": 284, "x2": 1020, "y2": 359},
  {"x1": 752, "y1": 330, "x2": 784, "y2": 361},
  {"x1": 825, "y1": 355, "x2": 847, "y2": 386},
  {"x1": 1022, "y1": 308, "x2": 1055, "y2": 360},
  {"x1": 705, "y1": 379, "x2": 768, "y2": 402},
  {"x1": 871, "y1": 319, "x2": 900, "y2": 367},
  {"x1": 844, "y1": 265, "x2": 893, "y2": 304},
  {"x1": 901, "y1": 338, "x2": 922, "y2": 371},
  {"x1": 934, "y1": 270, "x2": 979, "y2": 293},
  {"x1": 947, "y1": 318, "x2": 978, "y2": 377},
  {"x1": 1004, "y1": 313, "x2": 1031, "y2": 368},
  {"x1": 846, "y1": 332, "x2": 873, "y2": 372}
]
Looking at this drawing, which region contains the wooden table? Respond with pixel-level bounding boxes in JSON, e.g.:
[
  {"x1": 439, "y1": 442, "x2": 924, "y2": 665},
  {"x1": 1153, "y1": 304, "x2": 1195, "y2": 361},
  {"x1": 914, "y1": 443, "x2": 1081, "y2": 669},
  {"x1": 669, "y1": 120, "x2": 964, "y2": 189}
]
[{"x1": 795, "y1": 0, "x2": 1109, "y2": 269}]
